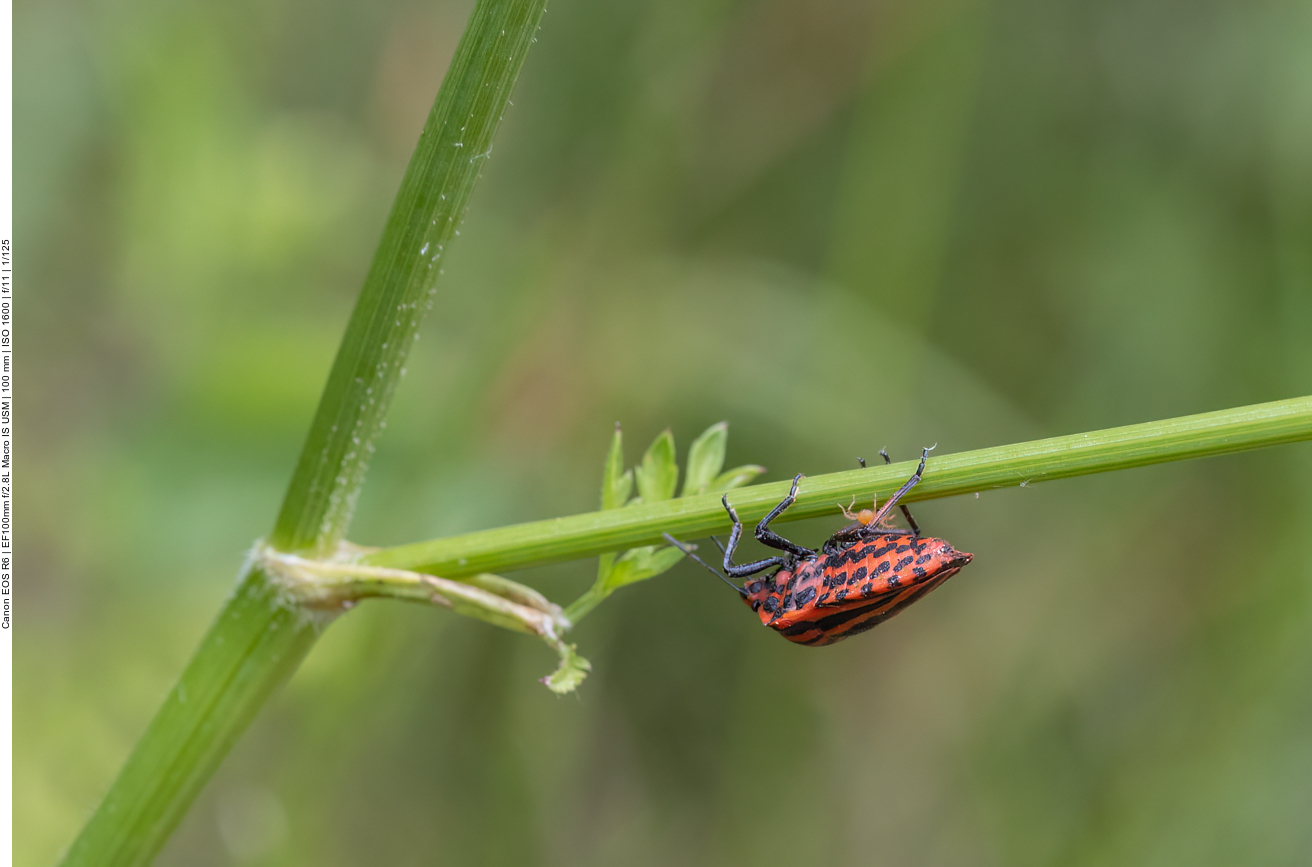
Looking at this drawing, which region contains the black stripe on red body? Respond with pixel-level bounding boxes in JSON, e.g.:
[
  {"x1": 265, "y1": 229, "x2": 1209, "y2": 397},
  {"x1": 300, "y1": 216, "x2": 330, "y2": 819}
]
[{"x1": 741, "y1": 533, "x2": 972, "y2": 646}]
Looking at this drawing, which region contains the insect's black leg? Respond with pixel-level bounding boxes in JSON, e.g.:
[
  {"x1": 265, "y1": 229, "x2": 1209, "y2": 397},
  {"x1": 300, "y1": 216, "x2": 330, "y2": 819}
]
[
  {"x1": 825, "y1": 523, "x2": 914, "y2": 552},
  {"x1": 720, "y1": 494, "x2": 792, "y2": 578},
  {"x1": 868, "y1": 446, "x2": 933, "y2": 530},
  {"x1": 878, "y1": 448, "x2": 922, "y2": 537},
  {"x1": 662, "y1": 533, "x2": 748, "y2": 597},
  {"x1": 752, "y1": 474, "x2": 816, "y2": 557}
]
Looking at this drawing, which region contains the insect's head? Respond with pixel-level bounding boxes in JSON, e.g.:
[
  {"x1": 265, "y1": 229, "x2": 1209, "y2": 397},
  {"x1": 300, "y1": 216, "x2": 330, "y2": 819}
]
[{"x1": 742, "y1": 575, "x2": 784, "y2": 613}]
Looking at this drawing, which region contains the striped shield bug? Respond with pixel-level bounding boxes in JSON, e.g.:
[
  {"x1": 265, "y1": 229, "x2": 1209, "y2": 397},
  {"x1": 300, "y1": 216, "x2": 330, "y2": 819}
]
[{"x1": 668, "y1": 447, "x2": 972, "y2": 645}]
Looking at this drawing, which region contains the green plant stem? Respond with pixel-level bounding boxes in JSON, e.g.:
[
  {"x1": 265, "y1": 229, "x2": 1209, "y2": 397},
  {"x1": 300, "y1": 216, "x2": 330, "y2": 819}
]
[
  {"x1": 367, "y1": 396, "x2": 1312, "y2": 580},
  {"x1": 564, "y1": 586, "x2": 609, "y2": 624},
  {"x1": 59, "y1": 567, "x2": 321, "y2": 867},
  {"x1": 60, "y1": 1, "x2": 549, "y2": 864},
  {"x1": 271, "y1": 0, "x2": 549, "y2": 556}
]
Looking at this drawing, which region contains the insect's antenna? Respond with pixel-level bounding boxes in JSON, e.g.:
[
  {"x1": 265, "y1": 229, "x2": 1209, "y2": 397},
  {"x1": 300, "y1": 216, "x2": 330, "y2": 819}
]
[{"x1": 663, "y1": 533, "x2": 748, "y2": 598}]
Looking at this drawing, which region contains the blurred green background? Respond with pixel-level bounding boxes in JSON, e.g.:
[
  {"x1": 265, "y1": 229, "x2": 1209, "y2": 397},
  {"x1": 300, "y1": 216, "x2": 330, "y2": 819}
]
[{"x1": 18, "y1": 0, "x2": 1312, "y2": 863}]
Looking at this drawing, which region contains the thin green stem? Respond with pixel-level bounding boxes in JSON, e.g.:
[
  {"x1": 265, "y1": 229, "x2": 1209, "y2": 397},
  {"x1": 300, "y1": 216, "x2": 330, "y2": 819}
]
[
  {"x1": 367, "y1": 396, "x2": 1312, "y2": 579},
  {"x1": 564, "y1": 586, "x2": 608, "y2": 624},
  {"x1": 60, "y1": 1, "x2": 549, "y2": 864},
  {"x1": 266, "y1": 550, "x2": 567, "y2": 639}
]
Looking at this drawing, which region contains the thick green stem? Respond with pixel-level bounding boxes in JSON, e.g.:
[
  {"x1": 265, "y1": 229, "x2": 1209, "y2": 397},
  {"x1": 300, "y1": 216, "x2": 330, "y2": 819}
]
[
  {"x1": 367, "y1": 396, "x2": 1312, "y2": 579},
  {"x1": 59, "y1": 568, "x2": 321, "y2": 867},
  {"x1": 271, "y1": 0, "x2": 549, "y2": 556},
  {"x1": 60, "y1": 1, "x2": 549, "y2": 863}
]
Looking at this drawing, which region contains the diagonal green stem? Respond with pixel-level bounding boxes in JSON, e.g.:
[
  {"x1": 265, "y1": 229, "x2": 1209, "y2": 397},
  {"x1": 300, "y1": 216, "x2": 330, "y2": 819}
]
[
  {"x1": 366, "y1": 396, "x2": 1312, "y2": 579},
  {"x1": 60, "y1": 1, "x2": 549, "y2": 864},
  {"x1": 58, "y1": 567, "x2": 320, "y2": 867},
  {"x1": 271, "y1": 0, "x2": 548, "y2": 557}
]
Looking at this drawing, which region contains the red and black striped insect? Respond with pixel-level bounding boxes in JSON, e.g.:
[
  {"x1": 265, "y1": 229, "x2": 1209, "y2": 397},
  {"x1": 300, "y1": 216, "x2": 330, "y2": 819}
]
[{"x1": 668, "y1": 448, "x2": 972, "y2": 646}]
